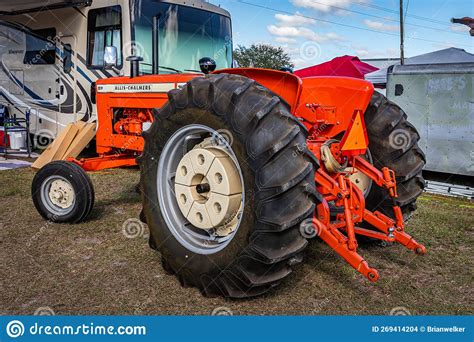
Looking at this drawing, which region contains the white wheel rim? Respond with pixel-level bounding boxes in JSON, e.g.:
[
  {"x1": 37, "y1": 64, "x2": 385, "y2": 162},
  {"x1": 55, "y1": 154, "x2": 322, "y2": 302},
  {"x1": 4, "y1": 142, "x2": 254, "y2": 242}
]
[
  {"x1": 49, "y1": 179, "x2": 75, "y2": 209},
  {"x1": 40, "y1": 176, "x2": 76, "y2": 216},
  {"x1": 174, "y1": 139, "x2": 243, "y2": 233},
  {"x1": 157, "y1": 125, "x2": 245, "y2": 255}
]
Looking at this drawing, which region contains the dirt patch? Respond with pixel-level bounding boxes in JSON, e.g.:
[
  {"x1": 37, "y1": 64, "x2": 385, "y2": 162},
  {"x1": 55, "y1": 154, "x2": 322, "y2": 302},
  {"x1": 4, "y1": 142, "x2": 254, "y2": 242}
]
[{"x1": 0, "y1": 168, "x2": 472, "y2": 315}]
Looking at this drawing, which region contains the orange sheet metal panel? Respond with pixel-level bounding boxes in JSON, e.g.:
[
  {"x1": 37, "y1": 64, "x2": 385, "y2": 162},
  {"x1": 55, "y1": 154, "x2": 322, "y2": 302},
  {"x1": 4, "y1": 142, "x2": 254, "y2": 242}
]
[
  {"x1": 95, "y1": 74, "x2": 199, "y2": 154},
  {"x1": 295, "y1": 77, "x2": 374, "y2": 138}
]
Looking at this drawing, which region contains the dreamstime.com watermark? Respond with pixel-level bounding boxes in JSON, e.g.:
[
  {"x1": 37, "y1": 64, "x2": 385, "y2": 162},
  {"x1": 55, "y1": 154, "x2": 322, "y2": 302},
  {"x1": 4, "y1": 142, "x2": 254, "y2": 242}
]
[
  {"x1": 34, "y1": 307, "x2": 55, "y2": 316},
  {"x1": 211, "y1": 306, "x2": 233, "y2": 316},
  {"x1": 389, "y1": 129, "x2": 412, "y2": 150},
  {"x1": 25, "y1": 217, "x2": 57, "y2": 248},
  {"x1": 5, "y1": 320, "x2": 146, "y2": 338},
  {"x1": 299, "y1": 41, "x2": 322, "y2": 62},
  {"x1": 390, "y1": 306, "x2": 411, "y2": 316},
  {"x1": 25, "y1": 32, "x2": 64, "y2": 70},
  {"x1": 122, "y1": 218, "x2": 147, "y2": 239},
  {"x1": 299, "y1": 218, "x2": 320, "y2": 239},
  {"x1": 33, "y1": 129, "x2": 56, "y2": 150}
]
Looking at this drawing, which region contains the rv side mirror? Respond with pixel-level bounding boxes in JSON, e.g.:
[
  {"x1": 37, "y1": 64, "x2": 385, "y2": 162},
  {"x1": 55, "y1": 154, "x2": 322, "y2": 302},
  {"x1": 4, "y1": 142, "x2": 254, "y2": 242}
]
[{"x1": 104, "y1": 46, "x2": 118, "y2": 69}]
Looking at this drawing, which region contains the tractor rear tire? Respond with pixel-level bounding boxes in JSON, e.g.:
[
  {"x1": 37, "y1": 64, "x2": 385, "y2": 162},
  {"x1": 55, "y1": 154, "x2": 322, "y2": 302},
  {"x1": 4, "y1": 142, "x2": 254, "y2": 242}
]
[
  {"x1": 139, "y1": 74, "x2": 318, "y2": 298},
  {"x1": 364, "y1": 91, "x2": 425, "y2": 221}
]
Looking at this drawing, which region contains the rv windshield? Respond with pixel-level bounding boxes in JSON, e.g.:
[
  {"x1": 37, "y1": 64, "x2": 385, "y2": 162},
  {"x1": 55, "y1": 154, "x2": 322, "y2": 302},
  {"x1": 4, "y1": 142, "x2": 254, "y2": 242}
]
[{"x1": 132, "y1": 1, "x2": 232, "y2": 74}]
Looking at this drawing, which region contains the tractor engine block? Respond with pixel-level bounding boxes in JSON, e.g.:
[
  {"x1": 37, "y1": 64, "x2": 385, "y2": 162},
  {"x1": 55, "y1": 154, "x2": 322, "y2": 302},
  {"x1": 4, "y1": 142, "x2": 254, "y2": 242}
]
[{"x1": 113, "y1": 108, "x2": 154, "y2": 136}]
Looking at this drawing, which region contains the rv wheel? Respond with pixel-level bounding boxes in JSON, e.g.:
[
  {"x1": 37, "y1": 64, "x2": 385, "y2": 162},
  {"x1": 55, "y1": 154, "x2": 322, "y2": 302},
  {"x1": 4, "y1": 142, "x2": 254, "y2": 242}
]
[{"x1": 32, "y1": 161, "x2": 95, "y2": 223}]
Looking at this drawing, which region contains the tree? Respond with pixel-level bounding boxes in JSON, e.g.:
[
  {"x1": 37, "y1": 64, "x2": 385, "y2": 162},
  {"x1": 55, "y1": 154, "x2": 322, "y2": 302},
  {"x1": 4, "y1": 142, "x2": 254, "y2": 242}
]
[{"x1": 233, "y1": 44, "x2": 294, "y2": 70}]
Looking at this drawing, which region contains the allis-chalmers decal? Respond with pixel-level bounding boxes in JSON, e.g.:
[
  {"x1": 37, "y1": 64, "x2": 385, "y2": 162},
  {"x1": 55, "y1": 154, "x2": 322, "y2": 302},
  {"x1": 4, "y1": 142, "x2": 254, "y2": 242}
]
[{"x1": 97, "y1": 83, "x2": 185, "y2": 93}]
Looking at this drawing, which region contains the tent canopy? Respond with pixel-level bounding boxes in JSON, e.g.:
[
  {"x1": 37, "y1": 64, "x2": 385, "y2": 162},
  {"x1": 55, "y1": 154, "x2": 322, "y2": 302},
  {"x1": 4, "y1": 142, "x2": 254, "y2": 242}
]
[
  {"x1": 0, "y1": 0, "x2": 91, "y2": 15},
  {"x1": 294, "y1": 55, "x2": 378, "y2": 79},
  {"x1": 365, "y1": 48, "x2": 474, "y2": 86},
  {"x1": 404, "y1": 47, "x2": 474, "y2": 64}
]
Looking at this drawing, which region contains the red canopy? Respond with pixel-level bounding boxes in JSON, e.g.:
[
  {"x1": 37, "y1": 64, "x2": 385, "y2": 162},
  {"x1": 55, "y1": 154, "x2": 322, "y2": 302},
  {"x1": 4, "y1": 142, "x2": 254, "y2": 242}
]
[{"x1": 294, "y1": 55, "x2": 378, "y2": 79}]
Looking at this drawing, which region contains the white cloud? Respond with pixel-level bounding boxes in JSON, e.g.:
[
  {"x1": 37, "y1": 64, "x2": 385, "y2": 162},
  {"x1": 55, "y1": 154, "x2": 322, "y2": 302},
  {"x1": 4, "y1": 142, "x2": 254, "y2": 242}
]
[
  {"x1": 268, "y1": 25, "x2": 303, "y2": 37},
  {"x1": 325, "y1": 32, "x2": 344, "y2": 40},
  {"x1": 363, "y1": 19, "x2": 399, "y2": 32},
  {"x1": 354, "y1": 49, "x2": 370, "y2": 58},
  {"x1": 275, "y1": 12, "x2": 317, "y2": 26},
  {"x1": 350, "y1": 44, "x2": 400, "y2": 58},
  {"x1": 290, "y1": 0, "x2": 367, "y2": 14},
  {"x1": 450, "y1": 24, "x2": 470, "y2": 32},
  {"x1": 386, "y1": 48, "x2": 399, "y2": 56},
  {"x1": 281, "y1": 45, "x2": 302, "y2": 55},
  {"x1": 267, "y1": 25, "x2": 345, "y2": 43},
  {"x1": 293, "y1": 57, "x2": 311, "y2": 69},
  {"x1": 275, "y1": 37, "x2": 298, "y2": 44}
]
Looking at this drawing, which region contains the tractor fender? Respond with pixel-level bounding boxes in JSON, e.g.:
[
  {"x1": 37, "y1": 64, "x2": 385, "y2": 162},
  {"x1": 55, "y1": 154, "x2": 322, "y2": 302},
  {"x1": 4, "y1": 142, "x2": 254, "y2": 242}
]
[
  {"x1": 295, "y1": 77, "x2": 374, "y2": 137},
  {"x1": 214, "y1": 69, "x2": 374, "y2": 139},
  {"x1": 214, "y1": 68, "x2": 303, "y2": 113}
]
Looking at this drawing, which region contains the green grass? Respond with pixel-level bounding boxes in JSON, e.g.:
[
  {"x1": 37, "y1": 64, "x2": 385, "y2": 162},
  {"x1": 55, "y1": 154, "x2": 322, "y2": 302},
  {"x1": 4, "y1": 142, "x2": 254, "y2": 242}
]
[{"x1": 0, "y1": 168, "x2": 472, "y2": 315}]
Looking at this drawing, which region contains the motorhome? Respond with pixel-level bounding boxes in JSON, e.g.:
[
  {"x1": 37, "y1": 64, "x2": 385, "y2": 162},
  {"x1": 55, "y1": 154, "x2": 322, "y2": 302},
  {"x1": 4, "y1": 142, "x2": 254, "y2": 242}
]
[{"x1": 0, "y1": 0, "x2": 232, "y2": 141}]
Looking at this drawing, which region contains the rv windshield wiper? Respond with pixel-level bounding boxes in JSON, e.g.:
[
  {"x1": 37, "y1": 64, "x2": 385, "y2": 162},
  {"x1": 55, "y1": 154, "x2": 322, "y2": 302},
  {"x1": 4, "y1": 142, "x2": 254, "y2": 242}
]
[
  {"x1": 184, "y1": 69, "x2": 204, "y2": 74},
  {"x1": 158, "y1": 66, "x2": 182, "y2": 73}
]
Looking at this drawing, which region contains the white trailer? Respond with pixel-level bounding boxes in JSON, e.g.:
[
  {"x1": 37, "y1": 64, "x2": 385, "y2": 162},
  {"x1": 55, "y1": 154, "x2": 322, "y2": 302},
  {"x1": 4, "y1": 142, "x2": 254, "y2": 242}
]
[{"x1": 387, "y1": 62, "x2": 474, "y2": 177}]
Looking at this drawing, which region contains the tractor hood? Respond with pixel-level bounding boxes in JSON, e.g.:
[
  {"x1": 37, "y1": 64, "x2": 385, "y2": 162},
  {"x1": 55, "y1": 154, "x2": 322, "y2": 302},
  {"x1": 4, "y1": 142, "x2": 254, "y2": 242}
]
[{"x1": 0, "y1": 0, "x2": 91, "y2": 15}]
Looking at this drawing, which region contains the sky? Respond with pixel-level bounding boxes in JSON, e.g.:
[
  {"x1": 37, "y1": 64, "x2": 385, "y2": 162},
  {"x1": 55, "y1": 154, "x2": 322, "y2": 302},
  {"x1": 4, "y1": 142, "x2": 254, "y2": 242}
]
[{"x1": 212, "y1": 0, "x2": 474, "y2": 69}]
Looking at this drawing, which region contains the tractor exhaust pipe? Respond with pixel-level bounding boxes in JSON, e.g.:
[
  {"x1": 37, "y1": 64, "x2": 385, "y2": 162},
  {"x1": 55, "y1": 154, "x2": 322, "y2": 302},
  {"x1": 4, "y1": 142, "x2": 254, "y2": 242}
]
[{"x1": 126, "y1": 56, "x2": 143, "y2": 78}]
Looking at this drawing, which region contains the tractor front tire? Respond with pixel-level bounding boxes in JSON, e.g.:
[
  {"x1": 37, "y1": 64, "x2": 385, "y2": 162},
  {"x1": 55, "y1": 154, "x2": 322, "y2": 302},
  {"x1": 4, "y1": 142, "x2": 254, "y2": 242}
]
[
  {"x1": 139, "y1": 74, "x2": 318, "y2": 298},
  {"x1": 364, "y1": 91, "x2": 425, "y2": 221},
  {"x1": 31, "y1": 161, "x2": 95, "y2": 223}
]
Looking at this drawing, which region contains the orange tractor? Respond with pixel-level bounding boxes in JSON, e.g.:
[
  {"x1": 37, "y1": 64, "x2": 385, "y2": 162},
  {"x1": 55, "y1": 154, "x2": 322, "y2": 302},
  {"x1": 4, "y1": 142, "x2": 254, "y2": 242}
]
[{"x1": 31, "y1": 2, "x2": 425, "y2": 298}]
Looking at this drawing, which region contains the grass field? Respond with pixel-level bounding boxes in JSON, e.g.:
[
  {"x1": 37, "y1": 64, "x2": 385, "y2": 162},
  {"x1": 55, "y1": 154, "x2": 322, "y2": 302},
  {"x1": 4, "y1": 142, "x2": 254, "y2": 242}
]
[{"x1": 0, "y1": 167, "x2": 472, "y2": 315}]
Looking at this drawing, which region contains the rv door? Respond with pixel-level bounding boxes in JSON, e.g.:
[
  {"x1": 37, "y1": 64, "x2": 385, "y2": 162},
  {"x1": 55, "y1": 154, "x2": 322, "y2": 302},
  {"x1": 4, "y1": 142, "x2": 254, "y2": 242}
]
[
  {"x1": 22, "y1": 28, "x2": 59, "y2": 136},
  {"x1": 57, "y1": 35, "x2": 78, "y2": 124}
]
